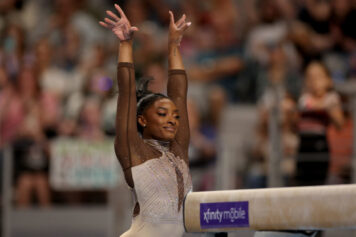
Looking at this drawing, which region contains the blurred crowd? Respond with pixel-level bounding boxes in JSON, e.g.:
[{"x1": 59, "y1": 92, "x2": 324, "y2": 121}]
[{"x1": 0, "y1": 0, "x2": 355, "y2": 207}]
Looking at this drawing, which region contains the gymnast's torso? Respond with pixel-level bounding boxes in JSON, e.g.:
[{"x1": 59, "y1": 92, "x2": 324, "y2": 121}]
[{"x1": 121, "y1": 139, "x2": 192, "y2": 237}]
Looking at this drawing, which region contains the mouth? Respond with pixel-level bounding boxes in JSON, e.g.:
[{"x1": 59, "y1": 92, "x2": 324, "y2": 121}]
[{"x1": 163, "y1": 126, "x2": 176, "y2": 133}]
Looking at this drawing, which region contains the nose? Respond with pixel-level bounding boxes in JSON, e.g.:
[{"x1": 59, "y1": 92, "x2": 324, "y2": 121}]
[{"x1": 168, "y1": 116, "x2": 176, "y2": 126}]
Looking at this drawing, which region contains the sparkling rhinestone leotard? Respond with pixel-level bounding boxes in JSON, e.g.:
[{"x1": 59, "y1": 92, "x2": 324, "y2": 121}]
[{"x1": 121, "y1": 139, "x2": 192, "y2": 237}]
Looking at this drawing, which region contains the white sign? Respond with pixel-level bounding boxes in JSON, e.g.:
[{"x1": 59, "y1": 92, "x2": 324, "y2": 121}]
[{"x1": 50, "y1": 138, "x2": 121, "y2": 190}]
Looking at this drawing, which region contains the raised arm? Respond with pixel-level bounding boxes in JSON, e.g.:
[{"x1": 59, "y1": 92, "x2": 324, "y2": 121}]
[
  {"x1": 100, "y1": 5, "x2": 140, "y2": 171},
  {"x1": 167, "y1": 11, "x2": 191, "y2": 153}
]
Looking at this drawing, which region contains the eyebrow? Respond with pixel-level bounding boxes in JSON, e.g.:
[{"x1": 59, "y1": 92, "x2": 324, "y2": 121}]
[{"x1": 157, "y1": 107, "x2": 179, "y2": 113}]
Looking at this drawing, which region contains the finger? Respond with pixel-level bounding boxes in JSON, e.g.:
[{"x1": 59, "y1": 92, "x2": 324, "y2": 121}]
[
  {"x1": 179, "y1": 22, "x2": 191, "y2": 31},
  {"x1": 99, "y1": 21, "x2": 111, "y2": 29},
  {"x1": 177, "y1": 20, "x2": 185, "y2": 29},
  {"x1": 169, "y1": 11, "x2": 175, "y2": 25},
  {"x1": 176, "y1": 14, "x2": 186, "y2": 27},
  {"x1": 104, "y1": 17, "x2": 116, "y2": 26},
  {"x1": 106, "y1": 10, "x2": 120, "y2": 21},
  {"x1": 115, "y1": 4, "x2": 127, "y2": 19}
]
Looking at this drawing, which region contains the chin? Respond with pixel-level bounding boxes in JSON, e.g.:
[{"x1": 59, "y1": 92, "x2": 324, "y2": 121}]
[
  {"x1": 163, "y1": 136, "x2": 175, "y2": 141},
  {"x1": 159, "y1": 133, "x2": 176, "y2": 141}
]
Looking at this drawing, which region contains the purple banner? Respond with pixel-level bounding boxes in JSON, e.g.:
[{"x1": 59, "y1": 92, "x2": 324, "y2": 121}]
[{"x1": 200, "y1": 201, "x2": 249, "y2": 229}]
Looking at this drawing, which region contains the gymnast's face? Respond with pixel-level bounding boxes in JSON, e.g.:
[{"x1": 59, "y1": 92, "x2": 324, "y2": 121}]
[{"x1": 138, "y1": 98, "x2": 180, "y2": 141}]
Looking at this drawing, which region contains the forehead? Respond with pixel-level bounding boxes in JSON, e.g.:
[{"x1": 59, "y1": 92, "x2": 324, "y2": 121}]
[
  {"x1": 152, "y1": 98, "x2": 177, "y2": 110},
  {"x1": 307, "y1": 64, "x2": 326, "y2": 75}
]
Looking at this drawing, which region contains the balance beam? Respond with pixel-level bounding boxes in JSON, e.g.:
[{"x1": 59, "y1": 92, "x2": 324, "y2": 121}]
[{"x1": 184, "y1": 184, "x2": 356, "y2": 232}]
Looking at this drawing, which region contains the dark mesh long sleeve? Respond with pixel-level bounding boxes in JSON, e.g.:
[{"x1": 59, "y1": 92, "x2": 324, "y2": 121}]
[
  {"x1": 167, "y1": 69, "x2": 190, "y2": 163},
  {"x1": 115, "y1": 62, "x2": 140, "y2": 171}
]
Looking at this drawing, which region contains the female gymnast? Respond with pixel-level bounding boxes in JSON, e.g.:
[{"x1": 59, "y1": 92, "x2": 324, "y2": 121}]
[{"x1": 100, "y1": 4, "x2": 192, "y2": 237}]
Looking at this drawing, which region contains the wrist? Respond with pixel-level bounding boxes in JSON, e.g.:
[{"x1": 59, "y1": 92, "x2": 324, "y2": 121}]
[
  {"x1": 120, "y1": 39, "x2": 133, "y2": 45},
  {"x1": 169, "y1": 36, "x2": 182, "y2": 47},
  {"x1": 169, "y1": 42, "x2": 180, "y2": 51},
  {"x1": 118, "y1": 40, "x2": 134, "y2": 63},
  {"x1": 169, "y1": 44, "x2": 178, "y2": 50}
]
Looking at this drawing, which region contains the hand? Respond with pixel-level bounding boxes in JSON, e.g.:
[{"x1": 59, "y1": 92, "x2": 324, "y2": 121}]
[
  {"x1": 168, "y1": 11, "x2": 191, "y2": 46},
  {"x1": 99, "y1": 4, "x2": 138, "y2": 41}
]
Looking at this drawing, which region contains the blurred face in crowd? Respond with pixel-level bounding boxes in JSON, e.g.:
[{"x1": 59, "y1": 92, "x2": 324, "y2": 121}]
[
  {"x1": 81, "y1": 99, "x2": 101, "y2": 127},
  {"x1": 138, "y1": 98, "x2": 179, "y2": 141},
  {"x1": 305, "y1": 62, "x2": 332, "y2": 97},
  {"x1": 18, "y1": 67, "x2": 39, "y2": 98},
  {"x1": 307, "y1": 0, "x2": 331, "y2": 21},
  {"x1": 36, "y1": 38, "x2": 52, "y2": 68}
]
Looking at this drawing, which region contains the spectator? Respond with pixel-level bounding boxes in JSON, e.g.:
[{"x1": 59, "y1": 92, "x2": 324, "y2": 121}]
[
  {"x1": 295, "y1": 61, "x2": 344, "y2": 186},
  {"x1": 255, "y1": 43, "x2": 302, "y2": 102},
  {"x1": 246, "y1": 0, "x2": 298, "y2": 68},
  {"x1": 12, "y1": 65, "x2": 51, "y2": 207},
  {"x1": 35, "y1": 37, "x2": 83, "y2": 99},
  {"x1": 250, "y1": 94, "x2": 298, "y2": 188},
  {"x1": 330, "y1": 0, "x2": 356, "y2": 53},
  {"x1": 0, "y1": 22, "x2": 25, "y2": 81},
  {"x1": 290, "y1": 0, "x2": 334, "y2": 67},
  {"x1": 324, "y1": 0, "x2": 356, "y2": 80},
  {"x1": 0, "y1": 65, "x2": 23, "y2": 148},
  {"x1": 247, "y1": 41, "x2": 300, "y2": 188},
  {"x1": 248, "y1": 86, "x2": 299, "y2": 188}
]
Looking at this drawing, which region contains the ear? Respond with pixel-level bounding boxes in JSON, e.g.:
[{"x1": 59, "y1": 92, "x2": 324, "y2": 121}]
[{"x1": 137, "y1": 115, "x2": 147, "y2": 128}]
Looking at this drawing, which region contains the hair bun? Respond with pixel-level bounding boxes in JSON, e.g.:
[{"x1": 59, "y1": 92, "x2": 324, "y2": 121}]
[{"x1": 136, "y1": 76, "x2": 154, "y2": 101}]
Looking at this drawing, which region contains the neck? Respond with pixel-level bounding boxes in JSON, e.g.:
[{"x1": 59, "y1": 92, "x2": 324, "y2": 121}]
[{"x1": 143, "y1": 135, "x2": 170, "y2": 145}]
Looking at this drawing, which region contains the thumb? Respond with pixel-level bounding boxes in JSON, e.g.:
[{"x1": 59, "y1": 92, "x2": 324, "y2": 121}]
[{"x1": 131, "y1": 26, "x2": 139, "y2": 32}]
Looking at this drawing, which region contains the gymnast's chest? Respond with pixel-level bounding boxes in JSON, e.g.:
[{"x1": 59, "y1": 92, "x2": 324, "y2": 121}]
[{"x1": 131, "y1": 154, "x2": 191, "y2": 217}]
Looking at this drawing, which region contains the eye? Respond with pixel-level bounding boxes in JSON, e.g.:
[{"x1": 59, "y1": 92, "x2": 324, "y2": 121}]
[
  {"x1": 175, "y1": 115, "x2": 180, "y2": 119},
  {"x1": 157, "y1": 112, "x2": 166, "y2": 117}
]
